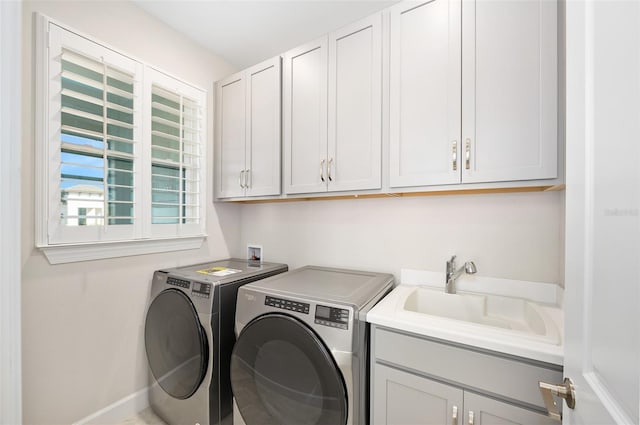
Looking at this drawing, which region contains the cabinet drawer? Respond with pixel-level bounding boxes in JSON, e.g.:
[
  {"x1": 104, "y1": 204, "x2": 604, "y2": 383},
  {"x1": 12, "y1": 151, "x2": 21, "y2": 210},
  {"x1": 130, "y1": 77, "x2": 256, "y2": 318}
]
[{"x1": 374, "y1": 327, "x2": 562, "y2": 410}]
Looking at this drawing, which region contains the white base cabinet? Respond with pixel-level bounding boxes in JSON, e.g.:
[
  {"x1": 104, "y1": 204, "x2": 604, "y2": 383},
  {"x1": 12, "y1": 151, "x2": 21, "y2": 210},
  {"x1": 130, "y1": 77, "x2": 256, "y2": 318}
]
[{"x1": 371, "y1": 326, "x2": 562, "y2": 425}]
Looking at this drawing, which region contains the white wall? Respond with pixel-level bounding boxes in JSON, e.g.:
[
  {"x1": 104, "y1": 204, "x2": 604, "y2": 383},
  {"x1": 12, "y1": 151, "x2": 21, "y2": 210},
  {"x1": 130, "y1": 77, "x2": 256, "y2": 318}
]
[
  {"x1": 237, "y1": 191, "x2": 564, "y2": 285},
  {"x1": 21, "y1": 1, "x2": 240, "y2": 423}
]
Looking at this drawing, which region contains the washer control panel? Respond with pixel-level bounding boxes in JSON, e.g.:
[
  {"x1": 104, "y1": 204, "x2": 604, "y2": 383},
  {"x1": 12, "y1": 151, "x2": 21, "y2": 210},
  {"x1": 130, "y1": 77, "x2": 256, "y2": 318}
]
[
  {"x1": 167, "y1": 276, "x2": 190, "y2": 289},
  {"x1": 191, "y1": 281, "x2": 211, "y2": 299},
  {"x1": 314, "y1": 305, "x2": 349, "y2": 330},
  {"x1": 265, "y1": 296, "x2": 310, "y2": 314}
]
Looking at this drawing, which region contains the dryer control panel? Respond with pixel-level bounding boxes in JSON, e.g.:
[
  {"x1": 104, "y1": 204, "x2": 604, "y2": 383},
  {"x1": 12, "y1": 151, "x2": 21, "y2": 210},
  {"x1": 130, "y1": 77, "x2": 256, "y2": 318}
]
[
  {"x1": 265, "y1": 296, "x2": 310, "y2": 314},
  {"x1": 191, "y1": 281, "x2": 211, "y2": 299},
  {"x1": 315, "y1": 305, "x2": 349, "y2": 330},
  {"x1": 167, "y1": 276, "x2": 190, "y2": 289}
]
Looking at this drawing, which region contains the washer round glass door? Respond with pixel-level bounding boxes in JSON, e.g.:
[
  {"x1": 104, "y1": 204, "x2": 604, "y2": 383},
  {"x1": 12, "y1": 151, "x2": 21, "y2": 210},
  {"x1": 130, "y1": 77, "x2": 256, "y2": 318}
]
[
  {"x1": 144, "y1": 288, "x2": 208, "y2": 399},
  {"x1": 231, "y1": 313, "x2": 347, "y2": 425}
]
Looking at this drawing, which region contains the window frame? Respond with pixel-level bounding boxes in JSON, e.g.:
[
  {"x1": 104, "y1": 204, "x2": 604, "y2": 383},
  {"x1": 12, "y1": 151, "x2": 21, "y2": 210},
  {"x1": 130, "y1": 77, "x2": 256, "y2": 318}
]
[{"x1": 35, "y1": 15, "x2": 207, "y2": 264}]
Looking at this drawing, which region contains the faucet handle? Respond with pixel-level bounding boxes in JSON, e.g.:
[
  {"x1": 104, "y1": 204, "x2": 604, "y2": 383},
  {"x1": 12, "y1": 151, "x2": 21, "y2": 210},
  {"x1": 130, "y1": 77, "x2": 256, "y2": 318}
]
[{"x1": 446, "y1": 255, "x2": 457, "y2": 273}]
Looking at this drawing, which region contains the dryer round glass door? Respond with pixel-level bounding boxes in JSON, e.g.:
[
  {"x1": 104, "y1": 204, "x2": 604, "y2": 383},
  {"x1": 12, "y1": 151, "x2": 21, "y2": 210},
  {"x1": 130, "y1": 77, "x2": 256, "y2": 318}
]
[
  {"x1": 231, "y1": 313, "x2": 347, "y2": 425},
  {"x1": 144, "y1": 289, "x2": 209, "y2": 399}
]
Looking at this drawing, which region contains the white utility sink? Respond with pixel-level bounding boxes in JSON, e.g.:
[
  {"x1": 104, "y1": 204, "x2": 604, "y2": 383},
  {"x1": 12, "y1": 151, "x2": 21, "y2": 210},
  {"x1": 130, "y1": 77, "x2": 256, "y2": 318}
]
[
  {"x1": 367, "y1": 272, "x2": 564, "y2": 365},
  {"x1": 401, "y1": 287, "x2": 560, "y2": 345}
]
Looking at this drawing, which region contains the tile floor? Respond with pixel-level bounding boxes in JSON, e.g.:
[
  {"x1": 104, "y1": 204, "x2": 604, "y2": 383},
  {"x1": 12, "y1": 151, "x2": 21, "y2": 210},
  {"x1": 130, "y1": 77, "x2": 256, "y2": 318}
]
[{"x1": 119, "y1": 408, "x2": 166, "y2": 425}]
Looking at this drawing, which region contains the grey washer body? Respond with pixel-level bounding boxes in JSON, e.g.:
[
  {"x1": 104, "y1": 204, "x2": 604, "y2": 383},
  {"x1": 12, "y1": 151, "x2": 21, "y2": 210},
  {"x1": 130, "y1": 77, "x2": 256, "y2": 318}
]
[
  {"x1": 145, "y1": 259, "x2": 288, "y2": 425},
  {"x1": 233, "y1": 265, "x2": 394, "y2": 425}
]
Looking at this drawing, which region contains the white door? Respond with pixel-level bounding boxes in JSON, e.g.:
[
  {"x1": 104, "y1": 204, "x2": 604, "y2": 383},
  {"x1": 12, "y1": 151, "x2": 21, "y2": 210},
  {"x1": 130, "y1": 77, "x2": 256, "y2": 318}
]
[
  {"x1": 0, "y1": 1, "x2": 22, "y2": 422},
  {"x1": 389, "y1": 0, "x2": 461, "y2": 188},
  {"x1": 563, "y1": 1, "x2": 639, "y2": 424},
  {"x1": 217, "y1": 72, "x2": 246, "y2": 198},
  {"x1": 461, "y1": 0, "x2": 557, "y2": 184},
  {"x1": 283, "y1": 37, "x2": 328, "y2": 194},
  {"x1": 245, "y1": 57, "x2": 281, "y2": 197}
]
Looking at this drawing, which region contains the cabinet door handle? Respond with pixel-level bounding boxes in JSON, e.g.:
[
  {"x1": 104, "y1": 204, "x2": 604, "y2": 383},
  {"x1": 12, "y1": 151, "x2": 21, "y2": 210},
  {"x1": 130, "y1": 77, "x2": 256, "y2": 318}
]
[
  {"x1": 245, "y1": 169, "x2": 251, "y2": 189},
  {"x1": 327, "y1": 158, "x2": 333, "y2": 182},
  {"x1": 239, "y1": 170, "x2": 245, "y2": 189},
  {"x1": 452, "y1": 405, "x2": 458, "y2": 425},
  {"x1": 465, "y1": 139, "x2": 471, "y2": 170},
  {"x1": 320, "y1": 159, "x2": 326, "y2": 182},
  {"x1": 468, "y1": 410, "x2": 474, "y2": 425},
  {"x1": 452, "y1": 141, "x2": 458, "y2": 171}
]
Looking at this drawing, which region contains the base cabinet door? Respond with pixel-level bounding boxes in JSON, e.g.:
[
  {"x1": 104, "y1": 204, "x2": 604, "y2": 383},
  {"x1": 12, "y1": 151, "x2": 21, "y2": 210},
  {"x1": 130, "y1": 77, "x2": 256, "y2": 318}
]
[
  {"x1": 373, "y1": 364, "x2": 463, "y2": 425},
  {"x1": 373, "y1": 363, "x2": 559, "y2": 425},
  {"x1": 464, "y1": 392, "x2": 559, "y2": 425}
]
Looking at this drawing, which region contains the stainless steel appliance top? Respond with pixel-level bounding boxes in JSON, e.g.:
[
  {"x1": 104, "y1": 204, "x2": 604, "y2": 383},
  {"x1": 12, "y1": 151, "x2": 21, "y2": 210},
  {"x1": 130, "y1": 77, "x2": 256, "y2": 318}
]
[
  {"x1": 158, "y1": 258, "x2": 288, "y2": 286},
  {"x1": 241, "y1": 265, "x2": 393, "y2": 310}
]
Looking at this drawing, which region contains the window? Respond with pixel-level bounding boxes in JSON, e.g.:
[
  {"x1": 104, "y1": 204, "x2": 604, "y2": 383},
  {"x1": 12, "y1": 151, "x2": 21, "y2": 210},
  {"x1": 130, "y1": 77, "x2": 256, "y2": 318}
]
[{"x1": 37, "y1": 17, "x2": 206, "y2": 263}]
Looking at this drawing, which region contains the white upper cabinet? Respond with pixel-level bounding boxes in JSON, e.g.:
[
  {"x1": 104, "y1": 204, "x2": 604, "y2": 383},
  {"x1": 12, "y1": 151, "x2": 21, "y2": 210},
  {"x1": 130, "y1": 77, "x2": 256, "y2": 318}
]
[
  {"x1": 328, "y1": 13, "x2": 382, "y2": 192},
  {"x1": 283, "y1": 37, "x2": 329, "y2": 194},
  {"x1": 217, "y1": 72, "x2": 246, "y2": 198},
  {"x1": 216, "y1": 57, "x2": 282, "y2": 198},
  {"x1": 218, "y1": 0, "x2": 560, "y2": 200},
  {"x1": 245, "y1": 58, "x2": 282, "y2": 196},
  {"x1": 284, "y1": 14, "x2": 383, "y2": 195},
  {"x1": 389, "y1": 0, "x2": 462, "y2": 188},
  {"x1": 462, "y1": 0, "x2": 557, "y2": 183},
  {"x1": 390, "y1": 0, "x2": 558, "y2": 188}
]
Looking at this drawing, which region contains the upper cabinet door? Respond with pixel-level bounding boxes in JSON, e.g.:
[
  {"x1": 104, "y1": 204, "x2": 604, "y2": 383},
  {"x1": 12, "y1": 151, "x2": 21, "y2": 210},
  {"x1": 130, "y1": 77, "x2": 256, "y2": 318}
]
[
  {"x1": 217, "y1": 72, "x2": 246, "y2": 198},
  {"x1": 389, "y1": 0, "x2": 462, "y2": 188},
  {"x1": 245, "y1": 57, "x2": 282, "y2": 197},
  {"x1": 327, "y1": 13, "x2": 382, "y2": 192},
  {"x1": 283, "y1": 37, "x2": 329, "y2": 195},
  {"x1": 462, "y1": 0, "x2": 557, "y2": 183}
]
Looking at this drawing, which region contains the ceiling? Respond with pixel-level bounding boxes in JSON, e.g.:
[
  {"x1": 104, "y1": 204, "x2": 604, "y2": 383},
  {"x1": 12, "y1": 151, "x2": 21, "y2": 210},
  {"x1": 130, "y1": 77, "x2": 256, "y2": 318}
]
[{"x1": 133, "y1": 0, "x2": 398, "y2": 70}]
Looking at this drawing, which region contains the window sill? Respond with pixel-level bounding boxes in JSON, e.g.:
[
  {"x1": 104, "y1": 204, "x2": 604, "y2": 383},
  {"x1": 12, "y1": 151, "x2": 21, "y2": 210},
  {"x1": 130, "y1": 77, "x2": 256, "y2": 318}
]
[{"x1": 39, "y1": 236, "x2": 206, "y2": 264}]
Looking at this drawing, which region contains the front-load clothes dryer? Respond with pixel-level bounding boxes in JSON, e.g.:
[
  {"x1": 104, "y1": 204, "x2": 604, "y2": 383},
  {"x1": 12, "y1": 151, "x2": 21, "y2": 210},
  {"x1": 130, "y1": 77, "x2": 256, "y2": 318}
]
[
  {"x1": 230, "y1": 266, "x2": 393, "y2": 425},
  {"x1": 144, "y1": 259, "x2": 287, "y2": 425}
]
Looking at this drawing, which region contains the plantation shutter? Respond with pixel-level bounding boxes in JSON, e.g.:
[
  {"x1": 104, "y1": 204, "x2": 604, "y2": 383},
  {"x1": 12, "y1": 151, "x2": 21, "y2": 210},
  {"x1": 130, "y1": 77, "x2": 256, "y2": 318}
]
[
  {"x1": 149, "y1": 70, "x2": 205, "y2": 236},
  {"x1": 60, "y1": 49, "x2": 136, "y2": 226},
  {"x1": 43, "y1": 21, "x2": 205, "y2": 251},
  {"x1": 48, "y1": 24, "x2": 142, "y2": 244}
]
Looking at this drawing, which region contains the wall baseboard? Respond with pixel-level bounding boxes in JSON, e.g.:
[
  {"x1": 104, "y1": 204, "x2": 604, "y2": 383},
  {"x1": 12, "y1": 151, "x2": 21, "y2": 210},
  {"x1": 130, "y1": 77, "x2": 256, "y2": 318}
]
[{"x1": 73, "y1": 387, "x2": 149, "y2": 425}]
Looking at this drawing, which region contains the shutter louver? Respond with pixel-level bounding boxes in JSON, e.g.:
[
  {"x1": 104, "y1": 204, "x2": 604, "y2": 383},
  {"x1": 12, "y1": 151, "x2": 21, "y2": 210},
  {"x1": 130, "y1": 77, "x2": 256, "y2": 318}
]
[
  {"x1": 59, "y1": 48, "x2": 136, "y2": 227},
  {"x1": 151, "y1": 85, "x2": 202, "y2": 225}
]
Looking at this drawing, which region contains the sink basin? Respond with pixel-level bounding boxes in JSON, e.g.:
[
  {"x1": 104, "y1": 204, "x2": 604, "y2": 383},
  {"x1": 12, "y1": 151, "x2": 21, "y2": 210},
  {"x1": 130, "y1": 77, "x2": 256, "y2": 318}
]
[{"x1": 402, "y1": 287, "x2": 560, "y2": 344}]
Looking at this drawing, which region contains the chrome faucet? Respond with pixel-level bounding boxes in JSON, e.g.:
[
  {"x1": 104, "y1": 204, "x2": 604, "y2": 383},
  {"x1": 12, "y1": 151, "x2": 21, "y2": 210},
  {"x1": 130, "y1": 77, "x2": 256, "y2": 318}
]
[{"x1": 445, "y1": 255, "x2": 477, "y2": 294}]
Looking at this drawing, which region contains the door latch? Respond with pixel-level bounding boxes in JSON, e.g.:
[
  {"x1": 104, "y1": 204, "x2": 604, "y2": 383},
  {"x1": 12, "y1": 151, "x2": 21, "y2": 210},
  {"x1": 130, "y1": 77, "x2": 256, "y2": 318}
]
[{"x1": 539, "y1": 377, "x2": 576, "y2": 420}]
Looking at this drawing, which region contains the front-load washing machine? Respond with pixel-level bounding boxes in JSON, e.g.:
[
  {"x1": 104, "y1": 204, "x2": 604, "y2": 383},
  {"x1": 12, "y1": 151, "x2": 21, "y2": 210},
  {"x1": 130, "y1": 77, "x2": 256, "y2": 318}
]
[
  {"x1": 230, "y1": 265, "x2": 393, "y2": 425},
  {"x1": 144, "y1": 259, "x2": 288, "y2": 425}
]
